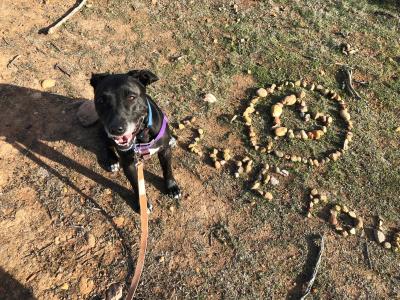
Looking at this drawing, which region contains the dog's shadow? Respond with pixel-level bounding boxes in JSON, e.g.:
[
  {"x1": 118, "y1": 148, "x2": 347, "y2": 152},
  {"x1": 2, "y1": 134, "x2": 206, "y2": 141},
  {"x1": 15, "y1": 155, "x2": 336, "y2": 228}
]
[
  {"x1": 0, "y1": 267, "x2": 35, "y2": 300},
  {"x1": 0, "y1": 83, "x2": 165, "y2": 211}
]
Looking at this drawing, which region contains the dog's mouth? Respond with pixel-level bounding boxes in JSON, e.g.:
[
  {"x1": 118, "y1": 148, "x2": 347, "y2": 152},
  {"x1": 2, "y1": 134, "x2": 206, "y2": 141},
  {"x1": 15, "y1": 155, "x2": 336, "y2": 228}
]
[
  {"x1": 108, "y1": 119, "x2": 144, "y2": 149},
  {"x1": 113, "y1": 133, "x2": 134, "y2": 147},
  {"x1": 111, "y1": 127, "x2": 141, "y2": 149}
]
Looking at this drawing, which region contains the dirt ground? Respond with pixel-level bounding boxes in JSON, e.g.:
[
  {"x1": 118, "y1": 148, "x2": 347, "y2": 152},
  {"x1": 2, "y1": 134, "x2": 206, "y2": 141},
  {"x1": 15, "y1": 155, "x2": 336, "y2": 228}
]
[{"x1": 0, "y1": 0, "x2": 400, "y2": 299}]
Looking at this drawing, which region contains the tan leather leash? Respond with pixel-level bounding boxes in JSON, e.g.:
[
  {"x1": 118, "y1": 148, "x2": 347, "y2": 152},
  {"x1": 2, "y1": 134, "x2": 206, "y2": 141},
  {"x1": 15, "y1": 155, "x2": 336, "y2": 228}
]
[{"x1": 125, "y1": 161, "x2": 149, "y2": 300}]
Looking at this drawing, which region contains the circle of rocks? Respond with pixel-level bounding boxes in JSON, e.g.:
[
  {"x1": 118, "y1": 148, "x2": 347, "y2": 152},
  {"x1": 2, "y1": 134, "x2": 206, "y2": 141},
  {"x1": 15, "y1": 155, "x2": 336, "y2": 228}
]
[
  {"x1": 329, "y1": 203, "x2": 364, "y2": 237},
  {"x1": 243, "y1": 80, "x2": 354, "y2": 167}
]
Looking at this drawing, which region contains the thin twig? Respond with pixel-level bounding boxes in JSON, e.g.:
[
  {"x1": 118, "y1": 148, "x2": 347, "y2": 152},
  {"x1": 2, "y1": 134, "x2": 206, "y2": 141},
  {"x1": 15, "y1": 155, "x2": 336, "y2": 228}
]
[
  {"x1": 363, "y1": 238, "x2": 373, "y2": 269},
  {"x1": 341, "y1": 67, "x2": 362, "y2": 100},
  {"x1": 7, "y1": 55, "x2": 21, "y2": 68},
  {"x1": 2, "y1": 37, "x2": 10, "y2": 46},
  {"x1": 353, "y1": 79, "x2": 369, "y2": 86},
  {"x1": 55, "y1": 63, "x2": 71, "y2": 77},
  {"x1": 40, "y1": 0, "x2": 87, "y2": 34},
  {"x1": 300, "y1": 234, "x2": 325, "y2": 300},
  {"x1": 50, "y1": 42, "x2": 62, "y2": 52}
]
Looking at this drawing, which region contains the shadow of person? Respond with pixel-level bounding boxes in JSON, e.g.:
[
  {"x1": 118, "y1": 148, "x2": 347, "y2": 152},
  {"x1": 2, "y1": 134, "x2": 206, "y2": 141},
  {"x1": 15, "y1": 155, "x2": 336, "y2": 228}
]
[
  {"x1": 0, "y1": 267, "x2": 35, "y2": 300},
  {"x1": 0, "y1": 83, "x2": 165, "y2": 213},
  {"x1": 286, "y1": 234, "x2": 322, "y2": 299}
]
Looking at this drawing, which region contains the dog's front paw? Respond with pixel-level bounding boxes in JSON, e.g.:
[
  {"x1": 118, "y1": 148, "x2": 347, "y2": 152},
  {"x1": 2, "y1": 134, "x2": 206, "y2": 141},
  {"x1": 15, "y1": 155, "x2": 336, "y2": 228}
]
[
  {"x1": 166, "y1": 180, "x2": 181, "y2": 199},
  {"x1": 107, "y1": 161, "x2": 120, "y2": 172},
  {"x1": 147, "y1": 201, "x2": 153, "y2": 214}
]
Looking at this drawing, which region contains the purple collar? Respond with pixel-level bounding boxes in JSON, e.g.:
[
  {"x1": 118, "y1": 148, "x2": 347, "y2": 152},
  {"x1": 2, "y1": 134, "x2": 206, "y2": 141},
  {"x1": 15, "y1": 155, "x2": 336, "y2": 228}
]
[{"x1": 119, "y1": 114, "x2": 168, "y2": 157}]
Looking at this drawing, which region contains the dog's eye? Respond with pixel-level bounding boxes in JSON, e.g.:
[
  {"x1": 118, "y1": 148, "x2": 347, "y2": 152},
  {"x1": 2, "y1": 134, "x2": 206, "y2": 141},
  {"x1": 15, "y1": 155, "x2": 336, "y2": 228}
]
[
  {"x1": 127, "y1": 94, "x2": 137, "y2": 101},
  {"x1": 96, "y1": 96, "x2": 104, "y2": 104}
]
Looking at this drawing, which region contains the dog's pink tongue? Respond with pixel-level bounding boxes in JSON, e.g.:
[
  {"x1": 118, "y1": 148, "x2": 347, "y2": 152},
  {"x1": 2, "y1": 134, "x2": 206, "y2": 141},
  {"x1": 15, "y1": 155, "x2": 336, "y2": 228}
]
[{"x1": 115, "y1": 133, "x2": 132, "y2": 144}]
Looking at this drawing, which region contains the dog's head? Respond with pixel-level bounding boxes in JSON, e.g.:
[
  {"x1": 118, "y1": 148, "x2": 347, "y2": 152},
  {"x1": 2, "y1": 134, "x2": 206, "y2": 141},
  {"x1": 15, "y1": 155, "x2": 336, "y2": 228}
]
[{"x1": 90, "y1": 70, "x2": 159, "y2": 149}]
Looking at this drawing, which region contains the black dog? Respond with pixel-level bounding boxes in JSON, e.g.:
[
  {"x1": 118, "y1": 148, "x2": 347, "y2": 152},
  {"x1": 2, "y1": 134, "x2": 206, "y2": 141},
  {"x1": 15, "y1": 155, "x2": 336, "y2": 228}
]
[{"x1": 90, "y1": 70, "x2": 181, "y2": 210}]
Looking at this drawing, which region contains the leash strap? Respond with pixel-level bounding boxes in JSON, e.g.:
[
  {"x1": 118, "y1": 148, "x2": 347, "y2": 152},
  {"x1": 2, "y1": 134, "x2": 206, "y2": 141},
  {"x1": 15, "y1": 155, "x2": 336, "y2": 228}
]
[{"x1": 126, "y1": 161, "x2": 148, "y2": 300}]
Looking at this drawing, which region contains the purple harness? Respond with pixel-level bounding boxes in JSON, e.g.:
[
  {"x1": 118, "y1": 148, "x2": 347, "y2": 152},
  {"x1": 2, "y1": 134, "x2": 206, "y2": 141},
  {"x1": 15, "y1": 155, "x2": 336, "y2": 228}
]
[{"x1": 132, "y1": 115, "x2": 168, "y2": 159}]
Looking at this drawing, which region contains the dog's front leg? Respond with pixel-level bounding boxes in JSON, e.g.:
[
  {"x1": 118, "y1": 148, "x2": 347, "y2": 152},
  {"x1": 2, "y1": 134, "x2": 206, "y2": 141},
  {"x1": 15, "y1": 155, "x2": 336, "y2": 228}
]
[
  {"x1": 158, "y1": 146, "x2": 181, "y2": 199},
  {"x1": 99, "y1": 127, "x2": 120, "y2": 172}
]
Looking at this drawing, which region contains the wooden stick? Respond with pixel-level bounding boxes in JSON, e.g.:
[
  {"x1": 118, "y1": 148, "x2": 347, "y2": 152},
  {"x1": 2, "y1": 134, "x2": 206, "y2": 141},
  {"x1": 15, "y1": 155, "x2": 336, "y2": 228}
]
[
  {"x1": 300, "y1": 234, "x2": 325, "y2": 300},
  {"x1": 7, "y1": 55, "x2": 21, "y2": 68},
  {"x1": 342, "y1": 67, "x2": 362, "y2": 100},
  {"x1": 40, "y1": 0, "x2": 87, "y2": 34}
]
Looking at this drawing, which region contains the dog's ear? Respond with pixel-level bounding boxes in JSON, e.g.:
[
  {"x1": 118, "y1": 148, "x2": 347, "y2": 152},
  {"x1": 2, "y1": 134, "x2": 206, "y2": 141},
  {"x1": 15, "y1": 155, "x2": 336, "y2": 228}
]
[
  {"x1": 127, "y1": 69, "x2": 159, "y2": 86},
  {"x1": 90, "y1": 73, "x2": 109, "y2": 88}
]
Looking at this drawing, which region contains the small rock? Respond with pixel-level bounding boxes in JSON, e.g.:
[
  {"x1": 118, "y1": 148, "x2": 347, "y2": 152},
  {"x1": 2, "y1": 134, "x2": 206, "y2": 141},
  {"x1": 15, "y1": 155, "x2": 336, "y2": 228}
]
[
  {"x1": 374, "y1": 229, "x2": 386, "y2": 244},
  {"x1": 297, "y1": 90, "x2": 306, "y2": 99},
  {"x1": 349, "y1": 228, "x2": 356, "y2": 235},
  {"x1": 335, "y1": 205, "x2": 342, "y2": 212},
  {"x1": 312, "y1": 130, "x2": 324, "y2": 140},
  {"x1": 271, "y1": 103, "x2": 283, "y2": 117},
  {"x1": 113, "y1": 216, "x2": 125, "y2": 228},
  {"x1": 300, "y1": 130, "x2": 308, "y2": 140},
  {"x1": 223, "y1": 153, "x2": 231, "y2": 161},
  {"x1": 41, "y1": 79, "x2": 56, "y2": 89},
  {"x1": 287, "y1": 129, "x2": 295, "y2": 139},
  {"x1": 263, "y1": 174, "x2": 271, "y2": 184},
  {"x1": 203, "y1": 93, "x2": 217, "y2": 103},
  {"x1": 310, "y1": 188, "x2": 318, "y2": 196},
  {"x1": 282, "y1": 94, "x2": 297, "y2": 106},
  {"x1": 178, "y1": 123, "x2": 185, "y2": 129},
  {"x1": 274, "y1": 127, "x2": 288, "y2": 137},
  {"x1": 383, "y1": 242, "x2": 392, "y2": 249},
  {"x1": 270, "y1": 176, "x2": 279, "y2": 186},
  {"x1": 251, "y1": 182, "x2": 261, "y2": 190},
  {"x1": 87, "y1": 233, "x2": 96, "y2": 248},
  {"x1": 348, "y1": 211, "x2": 357, "y2": 219},
  {"x1": 274, "y1": 150, "x2": 284, "y2": 158},
  {"x1": 256, "y1": 88, "x2": 268, "y2": 97},
  {"x1": 60, "y1": 283, "x2": 69, "y2": 290},
  {"x1": 340, "y1": 109, "x2": 351, "y2": 121},
  {"x1": 158, "y1": 256, "x2": 165, "y2": 263},
  {"x1": 245, "y1": 162, "x2": 253, "y2": 173},
  {"x1": 264, "y1": 192, "x2": 273, "y2": 201},
  {"x1": 395, "y1": 126, "x2": 400, "y2": 133},
  {"x1": 320, "y1": 194, "x2": 328, "y2": 202}
]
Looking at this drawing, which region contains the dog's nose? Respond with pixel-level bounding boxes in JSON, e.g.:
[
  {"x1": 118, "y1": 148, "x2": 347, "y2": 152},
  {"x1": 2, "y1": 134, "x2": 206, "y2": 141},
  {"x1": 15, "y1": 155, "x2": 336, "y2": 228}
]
[{"x1": 110, "y1": 124, "x2": 126, "y2": 135}]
